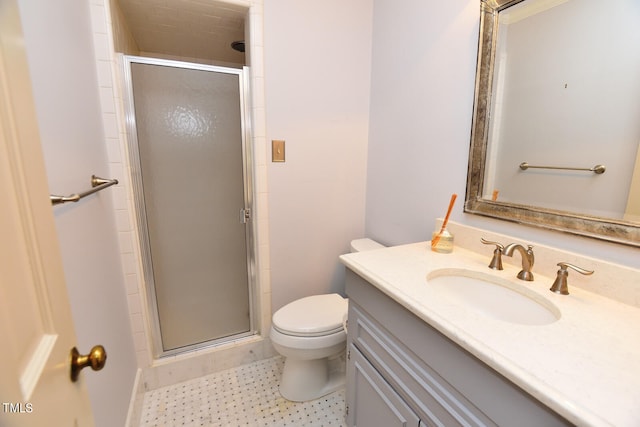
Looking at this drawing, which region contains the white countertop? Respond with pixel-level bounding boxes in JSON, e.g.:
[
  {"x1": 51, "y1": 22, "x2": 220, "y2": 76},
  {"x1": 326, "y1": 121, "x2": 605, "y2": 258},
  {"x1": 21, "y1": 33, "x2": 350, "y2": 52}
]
[{"x1": 340, "y1": 242, "x2": 640, "y2": 427}]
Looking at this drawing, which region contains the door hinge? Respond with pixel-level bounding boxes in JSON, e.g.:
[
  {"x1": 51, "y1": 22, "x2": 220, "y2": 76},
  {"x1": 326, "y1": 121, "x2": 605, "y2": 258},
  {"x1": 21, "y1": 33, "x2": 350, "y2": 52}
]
[
  {"x1": 345, "y1": 405, "x2": 349, "y2": 416},
  {"x1": 347, "y1": 350, "x2": 351, "y2": 360},
  {"x1": 240, "y1": 208, "x2": 251, "y2": 223}
]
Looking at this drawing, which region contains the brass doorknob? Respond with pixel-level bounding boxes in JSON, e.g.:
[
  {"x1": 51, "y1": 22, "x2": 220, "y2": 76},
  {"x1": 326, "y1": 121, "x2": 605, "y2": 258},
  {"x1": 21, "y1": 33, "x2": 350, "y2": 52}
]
[{"x1": 70, "y1": 345, "x2": 107, "y2": 382}]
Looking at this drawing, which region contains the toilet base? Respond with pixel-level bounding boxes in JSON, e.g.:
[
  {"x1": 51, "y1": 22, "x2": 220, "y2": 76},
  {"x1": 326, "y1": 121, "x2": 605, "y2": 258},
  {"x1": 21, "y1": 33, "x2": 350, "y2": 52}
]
[{"x1": 279, "y1": 356, "x2": 345, "y2": 402}]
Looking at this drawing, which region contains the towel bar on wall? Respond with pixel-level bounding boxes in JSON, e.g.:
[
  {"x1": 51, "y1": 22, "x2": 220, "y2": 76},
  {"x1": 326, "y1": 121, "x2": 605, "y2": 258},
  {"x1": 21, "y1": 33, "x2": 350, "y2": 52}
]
[
  {"x1": 50, "y1": 175, "x2": 118, "y2": 206},
  {"x1": 519, "y1": 162, "x2": 606, "y2": 175}
]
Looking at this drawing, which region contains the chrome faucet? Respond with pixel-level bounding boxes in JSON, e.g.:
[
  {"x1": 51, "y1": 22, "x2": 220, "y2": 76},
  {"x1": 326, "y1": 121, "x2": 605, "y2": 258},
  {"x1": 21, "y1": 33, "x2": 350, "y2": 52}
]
[{"x1": 503, "y1": 243, "x2": 535, "y2": 281}]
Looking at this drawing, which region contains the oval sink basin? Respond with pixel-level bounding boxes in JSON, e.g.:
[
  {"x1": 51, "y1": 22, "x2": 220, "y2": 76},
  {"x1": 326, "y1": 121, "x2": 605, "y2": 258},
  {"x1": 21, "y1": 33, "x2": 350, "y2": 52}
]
[{"x1": 427, "y1": 269, "x2": 559, "y2": 325}]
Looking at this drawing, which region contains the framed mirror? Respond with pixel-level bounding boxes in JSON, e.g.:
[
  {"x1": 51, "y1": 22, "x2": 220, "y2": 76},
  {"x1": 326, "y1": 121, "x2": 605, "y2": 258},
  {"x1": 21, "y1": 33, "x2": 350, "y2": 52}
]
[{"x1": 465, "y1": 0, "x2": 640, "y2": 247}]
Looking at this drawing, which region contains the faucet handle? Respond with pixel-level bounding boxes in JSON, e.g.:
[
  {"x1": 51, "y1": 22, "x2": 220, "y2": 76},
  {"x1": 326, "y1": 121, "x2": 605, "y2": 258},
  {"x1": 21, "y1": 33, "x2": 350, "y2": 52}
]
[
  {"x1": 480, "y1": 238, "x2": 504, "y2": 270},
  {"x1": 550, "y1": 262, "x2": 594, "y2": 295},
  {"x1": 480, "y1": 238, "x2": 503, "y2": 248}
]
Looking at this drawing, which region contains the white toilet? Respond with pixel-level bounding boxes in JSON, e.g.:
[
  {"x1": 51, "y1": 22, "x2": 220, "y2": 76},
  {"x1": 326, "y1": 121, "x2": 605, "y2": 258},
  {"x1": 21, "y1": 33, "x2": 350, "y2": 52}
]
[{"x1": 270, "y1": 238, "x2": 384, "y2": 402}]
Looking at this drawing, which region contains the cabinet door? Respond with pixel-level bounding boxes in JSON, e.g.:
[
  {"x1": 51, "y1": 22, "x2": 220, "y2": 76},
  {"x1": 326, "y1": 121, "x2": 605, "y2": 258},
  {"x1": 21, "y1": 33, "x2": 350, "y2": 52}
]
[{"x1": 347, "y1": 344, "x2": 420, "y2": 427}]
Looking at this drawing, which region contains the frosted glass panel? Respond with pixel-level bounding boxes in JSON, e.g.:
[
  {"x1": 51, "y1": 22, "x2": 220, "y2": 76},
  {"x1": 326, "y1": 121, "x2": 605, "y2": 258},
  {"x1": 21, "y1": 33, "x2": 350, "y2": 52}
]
[{"x1": 131, "y1": 62, "x2": 250, "y2": 351}]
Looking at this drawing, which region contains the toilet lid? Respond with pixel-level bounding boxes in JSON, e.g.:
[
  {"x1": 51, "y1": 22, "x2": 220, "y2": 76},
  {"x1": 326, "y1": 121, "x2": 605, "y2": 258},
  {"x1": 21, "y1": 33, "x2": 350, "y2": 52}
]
[{"x1": 273, "y1": 294, "x2": 347, "y2": 337}]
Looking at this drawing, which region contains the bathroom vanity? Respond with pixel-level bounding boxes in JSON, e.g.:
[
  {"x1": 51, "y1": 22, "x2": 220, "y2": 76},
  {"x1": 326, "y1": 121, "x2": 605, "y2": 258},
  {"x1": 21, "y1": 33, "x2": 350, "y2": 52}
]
[
  {"x1": 340, "y1": 223, "x2": 640, "y2": 427},
  {"x1": 346, "y1": 270, "x2": 570, "y2": 426}
]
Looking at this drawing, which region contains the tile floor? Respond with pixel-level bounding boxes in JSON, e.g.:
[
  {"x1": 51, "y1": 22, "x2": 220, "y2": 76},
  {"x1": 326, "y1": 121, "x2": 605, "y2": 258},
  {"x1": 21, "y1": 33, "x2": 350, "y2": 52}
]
[{"x1": 140, "y1": 356, "x2": 347, "y2": 427}]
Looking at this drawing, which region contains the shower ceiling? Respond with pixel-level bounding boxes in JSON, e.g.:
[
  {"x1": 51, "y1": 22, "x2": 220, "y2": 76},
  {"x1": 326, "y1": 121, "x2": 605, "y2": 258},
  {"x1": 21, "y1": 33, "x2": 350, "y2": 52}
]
[{"x1": 117, "y1": 0, "x2": 246, "y2": 64}]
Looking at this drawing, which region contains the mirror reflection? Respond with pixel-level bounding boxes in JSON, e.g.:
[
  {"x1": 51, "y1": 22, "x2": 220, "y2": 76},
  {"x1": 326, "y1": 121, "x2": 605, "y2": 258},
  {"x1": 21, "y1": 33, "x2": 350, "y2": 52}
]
[
  {"x1": 484, "y1": 0, "x2": 640, "y2": 221},
  {"x1": 465, "y1": 0, "x2": 640, "y2": 246}
]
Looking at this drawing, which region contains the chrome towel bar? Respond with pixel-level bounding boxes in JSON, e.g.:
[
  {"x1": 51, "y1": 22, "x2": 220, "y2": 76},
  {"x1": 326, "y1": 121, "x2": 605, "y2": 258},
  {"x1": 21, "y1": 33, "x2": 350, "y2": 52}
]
[
  {"x1": 519, "y1": 162, "x2": 606, "y2": 175},
  {"x1": 50, "y1": 175, "x2": 119, "y2": 206}
]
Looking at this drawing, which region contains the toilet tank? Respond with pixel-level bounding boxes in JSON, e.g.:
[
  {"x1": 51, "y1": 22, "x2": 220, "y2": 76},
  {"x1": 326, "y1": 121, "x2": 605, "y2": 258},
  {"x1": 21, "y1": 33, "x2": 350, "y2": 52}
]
[{"x1": 350, "y1": 238, "x2": 384, "y2": 253}]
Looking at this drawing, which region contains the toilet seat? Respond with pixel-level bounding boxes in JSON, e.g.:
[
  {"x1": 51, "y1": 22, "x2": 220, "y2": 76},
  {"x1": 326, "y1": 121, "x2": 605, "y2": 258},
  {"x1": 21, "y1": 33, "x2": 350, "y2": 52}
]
[{"x1": 272, "y1": 294, "x2": 347, "y2": 337}]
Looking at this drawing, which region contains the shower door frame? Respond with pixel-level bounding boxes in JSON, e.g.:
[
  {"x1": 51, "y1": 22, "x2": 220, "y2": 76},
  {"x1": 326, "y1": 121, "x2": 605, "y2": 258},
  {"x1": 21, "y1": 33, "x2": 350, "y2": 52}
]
[{"x1": 122, "y1": 56, "x2": 258, "y2": 358}]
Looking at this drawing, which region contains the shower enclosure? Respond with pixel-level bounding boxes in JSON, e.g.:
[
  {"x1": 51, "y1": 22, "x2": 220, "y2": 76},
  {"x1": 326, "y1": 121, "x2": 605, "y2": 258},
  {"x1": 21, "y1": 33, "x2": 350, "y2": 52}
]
[{"x1": 123, "y1": 56, "x2": 256, "y2": 357}]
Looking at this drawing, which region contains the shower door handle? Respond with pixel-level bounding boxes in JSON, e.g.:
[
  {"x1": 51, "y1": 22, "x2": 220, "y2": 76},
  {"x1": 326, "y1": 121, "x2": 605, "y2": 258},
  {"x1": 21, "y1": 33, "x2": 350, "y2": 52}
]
[{"x1": 240, "y1": 208, "x2": 251, "y2": 224}]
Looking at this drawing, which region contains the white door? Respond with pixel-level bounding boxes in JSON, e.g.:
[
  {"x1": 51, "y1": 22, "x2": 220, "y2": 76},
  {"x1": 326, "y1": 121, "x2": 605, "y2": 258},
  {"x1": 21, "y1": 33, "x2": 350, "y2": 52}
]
[{"x1": 0, "y1": 1, "x2": 96, "y2": 425}]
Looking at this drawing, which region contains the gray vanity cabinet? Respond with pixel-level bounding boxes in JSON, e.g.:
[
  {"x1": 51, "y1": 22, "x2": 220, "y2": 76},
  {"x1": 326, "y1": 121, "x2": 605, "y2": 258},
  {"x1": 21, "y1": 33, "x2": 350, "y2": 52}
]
[
  {"x1": 345, "y1": 269, "x2": 571, "y2": 427},
  {"x1": 348, "y1": 344, "x2": 421, "y2": 426}
]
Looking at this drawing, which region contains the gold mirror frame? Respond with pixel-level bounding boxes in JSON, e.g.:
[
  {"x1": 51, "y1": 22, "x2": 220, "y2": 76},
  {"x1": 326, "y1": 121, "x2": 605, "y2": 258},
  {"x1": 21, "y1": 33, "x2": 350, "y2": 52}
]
[{"x1": 465, "y1": 0, "x2": 640, "y2": 247}]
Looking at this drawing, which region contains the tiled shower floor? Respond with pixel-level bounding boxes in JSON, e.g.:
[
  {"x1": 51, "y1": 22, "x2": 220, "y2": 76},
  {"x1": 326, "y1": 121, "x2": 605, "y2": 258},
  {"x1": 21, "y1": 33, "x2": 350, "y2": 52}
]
[{"x1": 140, "y1": 356, "x2": 347, "y2": 426}]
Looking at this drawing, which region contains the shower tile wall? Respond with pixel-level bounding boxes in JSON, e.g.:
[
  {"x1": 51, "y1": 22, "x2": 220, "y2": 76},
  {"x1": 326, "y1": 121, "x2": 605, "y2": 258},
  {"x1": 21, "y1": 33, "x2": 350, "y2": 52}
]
[{"x1": 89, "y1": 0, "x2": 272, "y2": 370}]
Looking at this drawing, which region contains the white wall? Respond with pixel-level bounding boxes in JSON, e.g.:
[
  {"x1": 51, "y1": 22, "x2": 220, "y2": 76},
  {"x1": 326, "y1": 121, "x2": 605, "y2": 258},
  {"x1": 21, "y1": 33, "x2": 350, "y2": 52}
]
[
  {"x1": 365, "y1": 0, "x2": 640, "y2": 270},
  {"x1": 366, "y1": 0, "x2": 479, "y2": 244},
  {"x1": 17, "y1": 1, "x2": 138, "y2": 426},
  {"x1": 264, "y1": 0, "x2": 373, "y2": 310}
]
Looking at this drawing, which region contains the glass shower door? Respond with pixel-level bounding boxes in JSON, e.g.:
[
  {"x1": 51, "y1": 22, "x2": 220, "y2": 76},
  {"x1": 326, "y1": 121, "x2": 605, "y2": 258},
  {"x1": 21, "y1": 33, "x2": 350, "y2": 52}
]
[{"x1": 127, "y1": 58, "x2": 253, "y2": 354}]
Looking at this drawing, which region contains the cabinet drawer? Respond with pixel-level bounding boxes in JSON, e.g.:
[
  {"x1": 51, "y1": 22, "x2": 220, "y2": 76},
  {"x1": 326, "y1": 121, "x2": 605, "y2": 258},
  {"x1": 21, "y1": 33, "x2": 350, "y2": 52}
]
[{"x1": 347, "y1": 343, "x2": 420, "y2": 427}]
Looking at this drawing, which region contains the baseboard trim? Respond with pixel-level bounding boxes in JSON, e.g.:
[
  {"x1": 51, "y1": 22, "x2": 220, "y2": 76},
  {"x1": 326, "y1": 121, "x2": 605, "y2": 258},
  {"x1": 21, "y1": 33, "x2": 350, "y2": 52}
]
[{"x1": 125, "y1": 368, "x2": 144, "y2": 427}]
